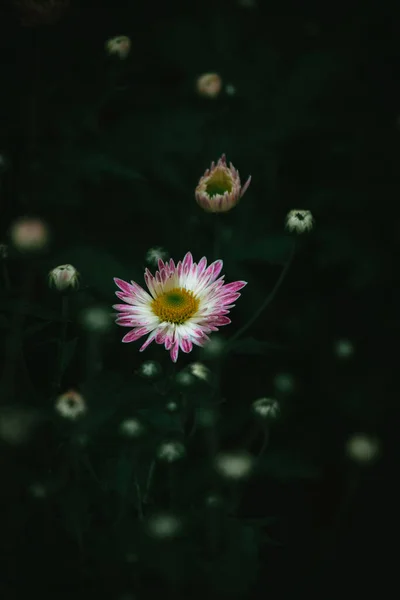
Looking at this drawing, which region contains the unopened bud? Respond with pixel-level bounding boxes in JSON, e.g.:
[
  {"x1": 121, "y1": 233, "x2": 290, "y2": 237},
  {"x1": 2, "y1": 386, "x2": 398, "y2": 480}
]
[
  {"x1": 105, "y1": 35, "x2": 131, "y2": 59},
  {"x1": 10, "y1": 217, "x2": 50, "y2": 252},
  {"x1": 196, "y1": 73, "x2": 223, "y2": 99},
  {"x1": 48, "y1": 264, "x2": 79, "y2": 291}
]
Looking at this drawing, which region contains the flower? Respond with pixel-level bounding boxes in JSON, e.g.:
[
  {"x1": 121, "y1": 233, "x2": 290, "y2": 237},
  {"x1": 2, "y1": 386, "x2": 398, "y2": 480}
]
[
  {"x1": 196, "y1": 73, "x2": 223, "y2": 98},
  {"x1": 113, "y1": 252, "x2": 247, "y2": 363},
  {"x1": 105, "y1": 35, "x2": 131, "y2": 59},
  {"x1": 285, "y1": 210, "x2": 314, "y2": 234},
  {"x1": 195, "y1": 154, "x2": 251, "y2": 213},
  {"x1": 10, "y1": 217, "x2": 49, "y2": 252},
  {"x1": 48, "y1": 264, "x2": 79, "y2": 291},
  {"x1": 55, "y1": 390, "x2": 86, "y2": 420}
]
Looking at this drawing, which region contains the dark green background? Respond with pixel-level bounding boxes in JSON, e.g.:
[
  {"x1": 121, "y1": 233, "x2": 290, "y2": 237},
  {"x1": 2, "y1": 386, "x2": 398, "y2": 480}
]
[{"x1": 0, "y1": 1, "x2": 398, "y2": 598}]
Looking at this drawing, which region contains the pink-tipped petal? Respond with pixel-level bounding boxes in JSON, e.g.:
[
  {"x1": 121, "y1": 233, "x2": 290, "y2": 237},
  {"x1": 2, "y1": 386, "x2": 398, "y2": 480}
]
[
  {"x1": 180, "y1": 337, "x2": 193, "y2": 353},
  {"x1": 170, "y1": 340, "x2": 179, "y2": 363},
  {"x1": 240, "y1": 175, "x2": 252, "y2": 197},
  {"x1": 122, "y1": 327, "x2": 149, "y2": 343}
]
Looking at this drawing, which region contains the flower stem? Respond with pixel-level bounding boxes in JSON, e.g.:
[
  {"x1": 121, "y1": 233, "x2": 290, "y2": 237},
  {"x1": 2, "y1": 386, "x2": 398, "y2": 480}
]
[
  {"x1": 53, "y1": 295, "x2": 69, "y2": 391},
  {"x1": 227, "y1": 239, "x2": 296, "y2": 346}
]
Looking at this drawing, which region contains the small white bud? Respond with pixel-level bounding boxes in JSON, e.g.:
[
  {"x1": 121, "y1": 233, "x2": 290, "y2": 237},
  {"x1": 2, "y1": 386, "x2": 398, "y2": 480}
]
[
  {"x1": 49, "y1": 264, "x2": 79, "y2": 291},
  {"x1": 80, "y1": 306, "x2": 112, "y2": 332},
  {"x1": 156, "y1": 440, "x2": 186, "y2": 463},
  {"x1": 165, "y1": 401, "x2": 178, "y2": 413},
  {"x1": 119, "y1": 418, "x2": 145, "y2": 438},
  {"x1": 175, "y1": 370, "x2": 195, "y2": 386},
  {"x1": 285, "y1": 209, "x2": 314, "y2": 234},
  {"x1": 346, "y1": 433, "x2": 380, "y2": 464},
  {"x1": 105, "y1": 35, "x2": 131, "y2": 59},
  {"x1": 252, "y1": 397, "x2": 280, "y2": 419},
  {"x1": 55, "y1": 390, "x2": 86, "y2": 420},
  {"x1": 188, "y1": 362, "x2": 210, "y2": 382},
  {"x1": 273, "y1": 373, "x2": 295, "y2": 394},
  {"x1": 145, "y1": 246, "x2": 169, "y2": 266},
  {"x1": 334, "y1": 338, "x2": 354, "y2": 359},
  {"x1": 214, "y1": 450, "x2": 254, "y2": 480},
  {"x1": 138, "y1": 360, "x2": 162, "y2": 378},
  {"x1": 146, "y1": 512, "x2": 182, "y2": 539}
]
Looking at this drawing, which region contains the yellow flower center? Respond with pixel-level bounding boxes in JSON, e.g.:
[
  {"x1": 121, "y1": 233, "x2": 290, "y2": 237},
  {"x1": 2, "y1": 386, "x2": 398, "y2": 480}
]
[
  {"x1": 151, "y1": 287, "x2": 200, "y2": 324},
  {"x1": 205, "y1": 168, "x2": 233, "y2": 197}
]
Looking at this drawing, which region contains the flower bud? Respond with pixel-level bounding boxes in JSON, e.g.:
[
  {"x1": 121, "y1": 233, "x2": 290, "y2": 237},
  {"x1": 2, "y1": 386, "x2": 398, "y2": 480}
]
[
  {"x1": 55, "y1": 390, "x2": 86, "y2": 420},
  {"x1": 285, "y1": 210, "x2": 314, "y2": 234},
  {"x1": 252, "y1": 397, "x2": 280, "y2": 419},
  {"x1": 105, "y1": 35, "x2": 131, "y2": 59},
  {"x1": 49, "y1": 265, "x2": 79, "y2": 292},
  {"x1": 195, "y1": 154, "x2": 251, "y2": 213},
  {"x1": 196, "y1": 72, "x2": 223, "y2": 99},
  {"x1": 145, "y1": 246, "x2": 169, "y2": 266},
  {"x1": 10, "y1": 216, "x2": 49, "y2": 252},
  {"x1": 156, "y1": 440, "x2": 186, "y2": 463},
  {"x1": 48, "y1": 264, "x2": 79, "y2": 291},
  {"x1": 214, "y1": 450, "x2": 254, "y2": 480}
]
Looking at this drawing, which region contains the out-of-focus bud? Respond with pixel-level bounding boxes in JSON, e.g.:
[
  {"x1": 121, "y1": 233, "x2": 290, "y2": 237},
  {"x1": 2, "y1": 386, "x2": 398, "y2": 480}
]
[
  {"x1": 156, "y1": 440, "x2": 186, "y2": 463},
  {"x1": 28, "y1": 483, "x2": 47, "y2": 498},
  {"x1": 195, "y1": 154, "x2": 251, "y2": 213},
  {"x1": 105, "y1": 35, "x2": 131, "y2": 59},
  {"x1": 196, "y1": 72, "x2": 223, "y2": 99},
  {"x1": 137, "y1": 360, "x2": 162, "y2": 378},
  {"x1": 0, "y1": 406, "x2": 38, "y2": 445},
  {"x1": 55, "y1": 390, "x2": 86, "y2": 420},
  {"x1": 214, "y1": 450, "x2": 254, "y2": 480},
  {"x1": 188, "y1": 362, "x2": 210, "y2": 382},
  {"x1": 145, "y1": 511, "x2": 182, "y2": 540},
  {"x1": 346, "y1": 433, "x2": 380, "y2": 464},
  {"x1": 0, "y1": 243, "x2": 8, "y2": 259},
  {"x1": 334, "y1": 338, "x2": 354, "y2": 359},
  {"x1": 119, "y1": 418, "x2": 145, "y2": 438},
  {"x1": 80, "y1": 306, "x2": 112, "y2": 333},
  {"x1": 200, "y1": 336, "x2": 225, "y2": 359},
  {"x1": 165, "y1": 401, "x2": 179, "y2": 413},
  {"x1": 273, "y1": 373, "x2": 295, "y2": 394},
  {"x1": 145, "y1": 246, "x2": 169, "y2": 266},
  {"x1": 10, "y1": 216, "x2": 50, "y2": 252},
  {"x1": 252, "y1": 397, "x2": 280, "y2": 419},
  {"x1": 285, "y1": 210, "x2": 314, "y2": 234},
  {"x1": 48, "y1": 264, "x2": 79, "y2": 291},
  {"x1": 225, "y1": 83, "x2": 236, "y2": 96},
  {"x1": 175, "y1": 369, "x2": 195, "y2": 387}
]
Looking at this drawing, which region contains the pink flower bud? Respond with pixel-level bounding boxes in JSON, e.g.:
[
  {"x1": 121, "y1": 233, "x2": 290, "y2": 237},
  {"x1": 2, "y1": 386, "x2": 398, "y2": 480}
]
[
  {"x1": 48, "y1": 264, "x2": 79, "y2": 291},
  {"x1": 10, "y1": 217, "x2": 50, "y2": 252},
  {"x1": 195, "y1": 154, "x2": 251, "y2": 213},
  {"x1": 196, "y1": 73, "x2": 223, "y2": 99}
]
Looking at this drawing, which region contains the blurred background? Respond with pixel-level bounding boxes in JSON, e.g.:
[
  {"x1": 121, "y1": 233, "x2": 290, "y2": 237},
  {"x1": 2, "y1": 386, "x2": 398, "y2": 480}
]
[{"x1": 0, "y1": 0, "x2": 399, "y2": 598}]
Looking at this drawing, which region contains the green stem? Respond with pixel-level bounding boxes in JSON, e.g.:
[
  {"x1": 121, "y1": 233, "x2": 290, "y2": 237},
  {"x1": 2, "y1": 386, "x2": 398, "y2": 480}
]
[
  {"x1": 53, "y1": 295, "x2": 69, "y2": 391},
  {"x1": 227, "y1": 239, "x2": 296, "y2": 347}
]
